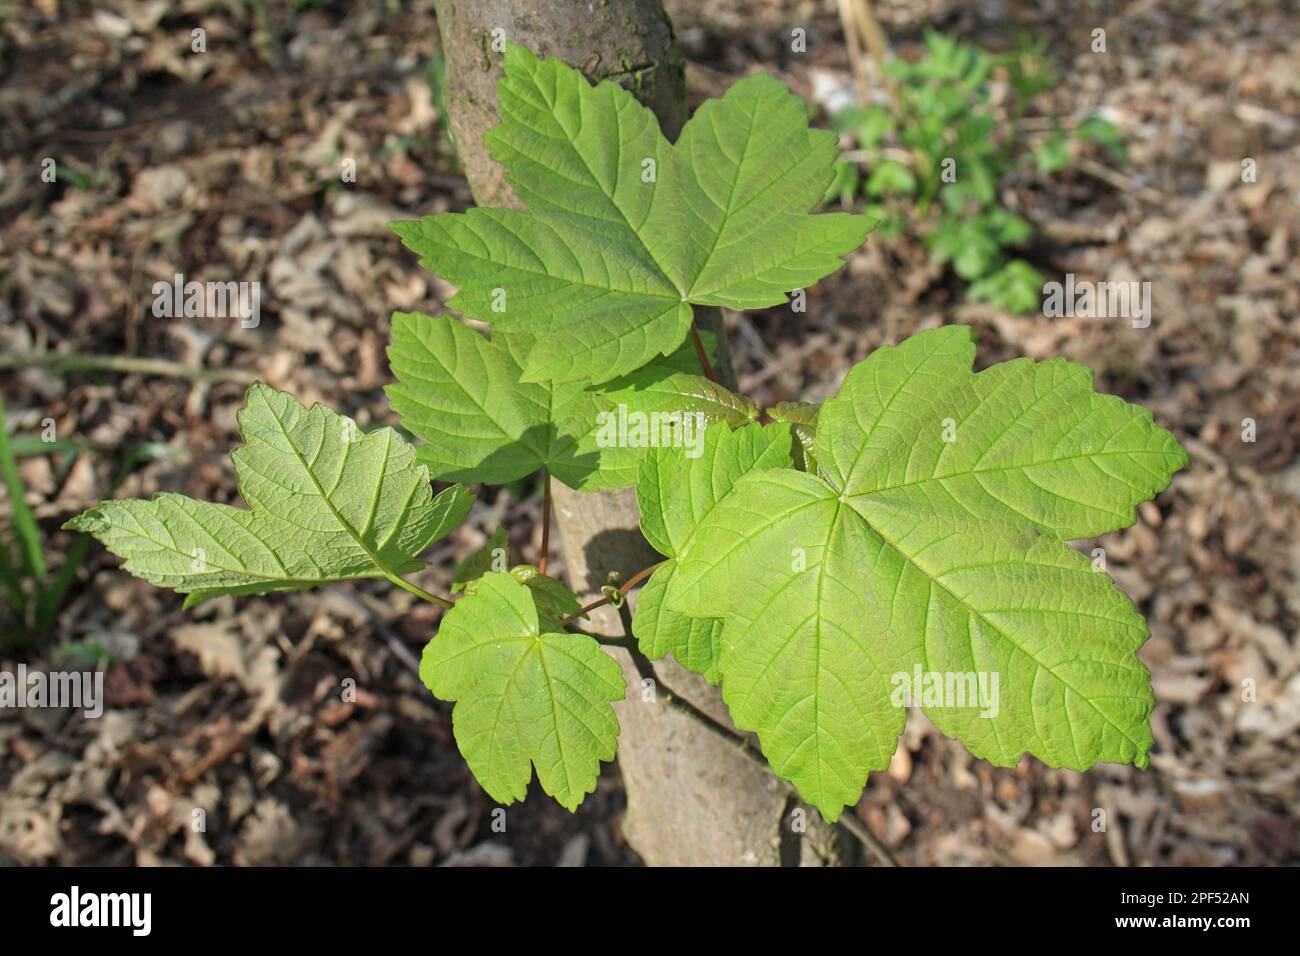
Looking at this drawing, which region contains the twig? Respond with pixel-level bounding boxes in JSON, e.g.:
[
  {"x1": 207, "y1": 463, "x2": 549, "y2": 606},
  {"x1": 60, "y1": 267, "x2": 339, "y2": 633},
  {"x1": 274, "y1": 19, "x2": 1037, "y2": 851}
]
[
  {"x1": 835, "y1": 805, "x2": 899, "y2": 867},
  {"x1": 383, "y1": 631, "x2": 424, "y2": 678},
  {"x1": 0, "y1": 352, "x2": 258, "y2": 385},
  {"x1": 1075, "y1": 157, "x2": 1166, "y2": 204},
  {"x1": 738, "y1": 331, "x2": 833, "y2": 392},
  {"x1": 838, "y1": 0, "x2": 872, "y2": 107},
  {"x1": 836, "y1": 0, "x2": 930, "y2": 181},
  {"x1": 839, "y1": 0, "x2": 900, "y2": 113},
  {"x1": 561, "y1": 563, "x2": 662, "y2": 625}
]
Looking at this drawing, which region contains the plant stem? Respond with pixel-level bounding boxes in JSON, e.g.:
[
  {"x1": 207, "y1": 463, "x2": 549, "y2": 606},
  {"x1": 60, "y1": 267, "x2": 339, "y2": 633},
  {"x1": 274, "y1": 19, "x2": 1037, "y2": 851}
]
[
  {"x1": 383, "y1": 572, "x2": 453, "y2": 609},
  {"x1": 561, "y1": 562, "x2": 662, "y2": 625},
  {"x1": 612, "y1": 599, "x2": 899, "y2": 867},
  {"x1": 539, "y1": 469, "x2": 552, "y2": 576},
  {"x1": 690, "y1": 324, "x2": 717, "y2": 383}
]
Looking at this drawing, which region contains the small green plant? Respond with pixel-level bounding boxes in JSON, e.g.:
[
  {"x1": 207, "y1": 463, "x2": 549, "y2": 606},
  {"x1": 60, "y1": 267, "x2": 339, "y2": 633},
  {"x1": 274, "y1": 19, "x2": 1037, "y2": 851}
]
[
  {"x1": 828, "y1": 30, "x2": 1126, "y2": 313},
  {"x1": 0, "y1": 396, "x2": 51, "y2": 643},
  {"x1": 69, "y1": 45, "x2": 1184, "y2": 822},
  {"x1": 0, "y1": 397, "x2": 176, "y2": 645}
]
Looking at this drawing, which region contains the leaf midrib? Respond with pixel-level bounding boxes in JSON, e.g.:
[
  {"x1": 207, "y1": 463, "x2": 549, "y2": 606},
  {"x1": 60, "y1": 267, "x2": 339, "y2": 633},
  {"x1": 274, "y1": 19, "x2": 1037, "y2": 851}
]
[
  {"x1": 843, "y1": 497, "x2": 1149, "y2": 752},
  {"x1": 494, "y1": 63, "x2": 683, "y2": 294},
  {"x1": 254, "y1": 395, "x2": 408, "y2": 582},
  {"x1": 432, "y1": 213, "x2": 683, "y2": 301},
  {"x1": 844, "y1": 448, "x2": 1181, "y2": 499},
  {"x1": 398, "y1": 325, "x2": 559, "y2": 467},
  {"x1": 120, "y1": 511, "x2": 376, "y2": 589}
]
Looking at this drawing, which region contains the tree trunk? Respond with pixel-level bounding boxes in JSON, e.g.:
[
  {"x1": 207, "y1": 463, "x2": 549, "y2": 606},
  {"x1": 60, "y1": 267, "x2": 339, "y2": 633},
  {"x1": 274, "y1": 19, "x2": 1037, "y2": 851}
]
[{"x1": 430, "y1": 0, "x2": 830, "y2": 866}]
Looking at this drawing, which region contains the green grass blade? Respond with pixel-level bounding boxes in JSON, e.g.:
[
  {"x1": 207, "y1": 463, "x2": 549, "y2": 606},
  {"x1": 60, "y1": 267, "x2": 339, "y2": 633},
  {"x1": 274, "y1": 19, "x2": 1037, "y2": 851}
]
[
  {"x1": 7, "y1": 436, "x2": 88, "y2": 457},
  {"x1": 0, "y1": 396, "x2": 47, "y2": 581},
  {"x1": 35, "y1": 534, "x2": 90, "y2": 637},
  {"x1": 0, "y1": 533, "x2": 27, "y2": 616}
]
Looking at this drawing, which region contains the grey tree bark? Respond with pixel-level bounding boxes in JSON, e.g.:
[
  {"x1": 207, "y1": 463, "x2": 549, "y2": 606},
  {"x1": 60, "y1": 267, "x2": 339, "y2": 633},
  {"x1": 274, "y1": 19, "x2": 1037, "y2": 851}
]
[{"x1": 430, "y1": 0, "x2": 835, "y2": 866}]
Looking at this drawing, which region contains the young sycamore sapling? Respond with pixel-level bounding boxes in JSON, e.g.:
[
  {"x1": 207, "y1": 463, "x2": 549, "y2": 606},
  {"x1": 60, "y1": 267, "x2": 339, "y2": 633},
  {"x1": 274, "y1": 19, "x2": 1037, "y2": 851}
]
[{"x1": 69, "y1": 44, "x2": 1186, "y2": 822}]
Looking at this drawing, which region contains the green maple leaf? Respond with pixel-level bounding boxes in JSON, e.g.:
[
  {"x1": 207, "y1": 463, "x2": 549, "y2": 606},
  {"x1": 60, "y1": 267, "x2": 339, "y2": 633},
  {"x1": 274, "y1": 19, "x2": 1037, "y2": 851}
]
[
  {"x1": 420, "y1": 572, "x2": 624, "y2": 810},
  {"x1": 767, "y1": 400, "x2": 820, "y2": 474},
  {"x1": 669, "y1": 326, "x2": 1188, "y2": 819},
  {"x1": 502, "y1": 563, "x2": 582, "y2": 631},
  {"x1": 387, "y1": 312, "x2": 639, "y2": 490},
  {"x1": 392, "y1": 43, "x2": 871, "y2": 385},
  {"x1": 632, "y1": 422, "x2": 792, "y2": 681},
  {"x1": 65, "y1": 384, "x2": 472, "y2": 607},
  {"x1": 388, "y1": 312, "x2": 747, "y2": 491},
  {"x1": 592, "y1": 327, "x2": 756, "y2": 429}
]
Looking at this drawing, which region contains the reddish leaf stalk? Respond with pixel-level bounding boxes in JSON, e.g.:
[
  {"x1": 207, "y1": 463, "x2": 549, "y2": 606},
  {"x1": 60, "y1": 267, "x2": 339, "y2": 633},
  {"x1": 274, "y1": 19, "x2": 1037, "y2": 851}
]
[
  {"x1": 691, "y1": 324, "x2": 717, "y2": 382},
  {"x1": 539, "y1": 469, "x2": 552, "y2": 576}
]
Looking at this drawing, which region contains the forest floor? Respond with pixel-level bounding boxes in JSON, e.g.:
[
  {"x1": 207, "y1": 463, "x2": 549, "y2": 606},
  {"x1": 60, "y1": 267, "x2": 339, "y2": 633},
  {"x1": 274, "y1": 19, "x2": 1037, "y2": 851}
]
[{"x1": 1, "y1": 0, "x2": 1296, "y2": 866}]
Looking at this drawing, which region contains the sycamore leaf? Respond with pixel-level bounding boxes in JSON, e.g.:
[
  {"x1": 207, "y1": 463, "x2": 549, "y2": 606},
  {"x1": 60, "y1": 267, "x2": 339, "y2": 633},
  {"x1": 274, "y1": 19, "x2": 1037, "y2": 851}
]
[
  {"x1": 669, "y1": 326, "x2": 1188, "y2": 819},
  {"x1": 632, "y1": 422, "x2": 792, "y2": 681},
  {"x1": 65, "y1": 384, "x2": 473, "y2": 608},
  {"x1": 387, "y1": 312, "x2": 637, "y2": 490},
  {"x1": 388, "y1": 313, "x2": 736, "y2": 491},
  {"x1": 506, "y1": 564, "x2": 581, "y2": 631},
  {"x1": 630, "y1": 563, "x2": 724, "y2": 682},
  {"x1": 595, "y1": 366, "x2": 757, "y2": 430},
  {"x1": 392, "y1": 43, "x2": 871, "y2": 385},
  {"x1": 420, "y1": 572, "x2": 624, "y2": 810},
  {"x1": 457, "y1": 562, "x2": 579, "y2": 630},
  {"x1": 766, "y1": 401, "x2": 819, "y2": 427},
  {"x1": 587, "y1": 326, "x2": 757, "y2": 435},
  {"x1": 767, "y1": 400, "x2": 820, "y2": 474}
]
